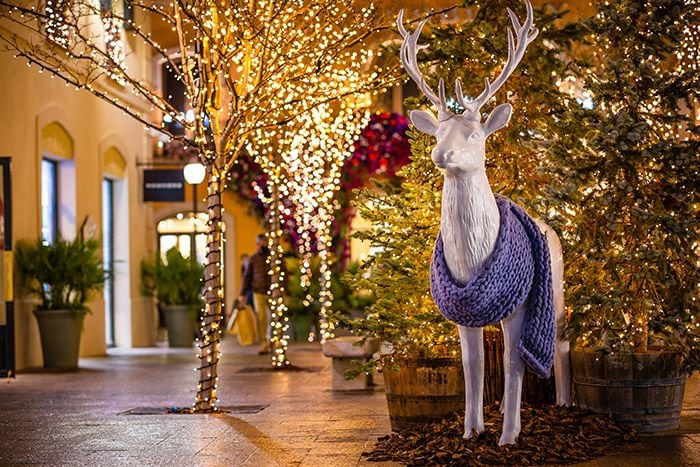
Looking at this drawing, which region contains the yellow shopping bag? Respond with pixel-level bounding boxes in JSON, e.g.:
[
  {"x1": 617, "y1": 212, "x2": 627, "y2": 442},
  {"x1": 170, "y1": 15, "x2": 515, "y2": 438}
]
[{"x1": 229, "y1": 305, "x2": 256, "y2": 346}]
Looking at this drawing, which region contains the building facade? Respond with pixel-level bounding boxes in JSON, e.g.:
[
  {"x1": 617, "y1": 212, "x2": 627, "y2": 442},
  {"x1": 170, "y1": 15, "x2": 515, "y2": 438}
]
[{"x1": 0, "y1": 8, "x2": 264, "y2": 371}]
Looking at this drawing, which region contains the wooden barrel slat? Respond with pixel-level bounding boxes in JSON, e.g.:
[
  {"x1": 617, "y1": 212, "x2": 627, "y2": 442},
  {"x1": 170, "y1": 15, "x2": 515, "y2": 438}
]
[{"x1": 573, "y1": 376, "x2": 686, "y2": 388}]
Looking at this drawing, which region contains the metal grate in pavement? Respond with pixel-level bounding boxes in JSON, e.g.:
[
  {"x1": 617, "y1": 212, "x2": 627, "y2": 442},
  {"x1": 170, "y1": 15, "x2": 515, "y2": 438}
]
[{"x1": 118, "y1": 404, "x2": 268, "y2": 415}]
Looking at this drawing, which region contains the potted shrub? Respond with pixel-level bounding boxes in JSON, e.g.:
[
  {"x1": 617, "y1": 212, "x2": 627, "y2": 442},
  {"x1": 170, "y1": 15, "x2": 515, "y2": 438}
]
[
  {"x1": 141, "y1": 248, "x2": 204, "y2": 347},
  {"x1": 15, "y1": 224, "x2": 106, "y2": 369},
  {"x1": 546, "y1": 1, "x2": 699, "y2": 432},
  {"x1": 285, "y1": 256, "x2": 375, "y2": 342}
]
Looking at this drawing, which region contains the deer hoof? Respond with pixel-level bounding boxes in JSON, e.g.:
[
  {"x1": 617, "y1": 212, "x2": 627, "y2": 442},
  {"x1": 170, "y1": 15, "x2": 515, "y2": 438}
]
[
  {"x1": 463, "y1": 425, "x2": 485, "y2": 439},
  {"x1": 498, "y1": 431, "x2": 519, "y2": 446}
]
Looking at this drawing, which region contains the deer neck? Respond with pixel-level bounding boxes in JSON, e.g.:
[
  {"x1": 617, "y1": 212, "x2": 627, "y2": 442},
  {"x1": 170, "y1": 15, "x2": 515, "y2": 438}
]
[{"x1": 440, "y1": 170, "x2": 500, "y2": 284}]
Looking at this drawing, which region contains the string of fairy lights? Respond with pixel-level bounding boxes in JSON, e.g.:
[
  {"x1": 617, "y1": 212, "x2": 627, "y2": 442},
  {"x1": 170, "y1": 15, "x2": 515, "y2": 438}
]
[
  {"x1": 676, "y1": 0, "x2": 699, "y2": 74},
  {"x1": 194, "y1": 171, "x2": 225, "y2": 406},
  {"x1": 44, "y1": 0, "x2": 71, "y2": 48},
  {"x1": 251, "y1": 179, "x2": 292, "y2": 368},
  {"x1": 101, "y1": 14, "x2": 126, "y2": 82},
  {"x1": 247, "y1": 95, "x2": 372, "y2": 363},
  {"x1": 240, "y1": 3, "x2": 386, "y2": 365}
]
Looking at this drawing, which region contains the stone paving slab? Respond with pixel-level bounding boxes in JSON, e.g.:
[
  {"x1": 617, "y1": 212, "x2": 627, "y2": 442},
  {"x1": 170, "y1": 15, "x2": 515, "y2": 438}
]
[{"x1": 0, "y1": 338, "x2": 698, "y2": 466}]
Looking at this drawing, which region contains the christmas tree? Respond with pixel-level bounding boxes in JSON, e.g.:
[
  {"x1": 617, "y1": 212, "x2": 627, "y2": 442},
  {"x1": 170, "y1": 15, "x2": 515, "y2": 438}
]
[
  {"x1": 345, "y1": 0, "x2": 585, "y2": 359},
  {"x1": 546, "y1": 0, "x2": 699, "y2": 370}
]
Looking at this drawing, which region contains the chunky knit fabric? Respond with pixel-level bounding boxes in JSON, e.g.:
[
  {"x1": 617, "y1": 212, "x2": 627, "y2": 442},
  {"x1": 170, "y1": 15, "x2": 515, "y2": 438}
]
[{"x1": 430, "y1": 196, "x2": 554, "y2": 378}]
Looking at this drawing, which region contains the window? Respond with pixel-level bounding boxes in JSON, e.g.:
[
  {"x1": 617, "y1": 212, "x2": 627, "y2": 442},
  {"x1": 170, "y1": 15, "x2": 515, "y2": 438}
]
[
  {"x1": 123, "y1": 1, "x2": 134, "y2": 30},
  {"x1": 157, "y1": 212, "x2": 209, "y2": 264},
  {"x1": 100, "y1": 0, "x2": 112, "y2": 14},
  {"x1": 102, "y1": 178, "x2": 115, "y2": 347},
  {"x1": 41, "y1": 159, "x2": 59, "y2": 244}
]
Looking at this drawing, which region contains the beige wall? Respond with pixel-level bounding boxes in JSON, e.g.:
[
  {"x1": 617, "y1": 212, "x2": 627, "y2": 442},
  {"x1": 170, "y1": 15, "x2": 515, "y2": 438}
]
[
  {"x1": 0, "y1": 50, "x2": 156, "y2": 369},
  {"x1": 0, "y1": 48, "x2": 267, "y2": 371}
]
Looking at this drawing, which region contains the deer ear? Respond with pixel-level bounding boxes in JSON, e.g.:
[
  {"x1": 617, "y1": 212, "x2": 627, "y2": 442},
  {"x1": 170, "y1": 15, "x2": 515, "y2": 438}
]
[
  {"x1": 483, "y1": 103, "x2": 512, "y2": 137},
  {"x1": 409, "y1": 110, "x2": 439, "y2": 135}
]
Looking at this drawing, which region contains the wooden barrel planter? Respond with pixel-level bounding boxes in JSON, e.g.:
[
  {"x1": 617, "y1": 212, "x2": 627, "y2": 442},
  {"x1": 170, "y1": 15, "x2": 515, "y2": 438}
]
[
  {"x1": 382, "y1": 331, "x2": 557, "y2": 431},
  {"x1": 382, "y1": 356, "x2": 464, "y2": 431},
  {"x1": 571, "y1": 348, "x2": 686, "y2": 432}
]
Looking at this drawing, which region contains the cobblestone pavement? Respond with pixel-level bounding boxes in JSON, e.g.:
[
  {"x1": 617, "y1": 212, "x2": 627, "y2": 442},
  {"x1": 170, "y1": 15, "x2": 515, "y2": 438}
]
[{"x1": 0, "y1": 337, "x2": 698, "y2": 466}]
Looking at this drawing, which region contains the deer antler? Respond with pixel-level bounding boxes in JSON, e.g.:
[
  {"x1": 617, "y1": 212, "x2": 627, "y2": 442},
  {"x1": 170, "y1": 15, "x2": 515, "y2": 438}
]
[
  {"x1": 397, "y1": 10, "x2": 450, "y2": 119},
  {"x1": 458, "y1": 0, "x2": 538, "y2": 115}
]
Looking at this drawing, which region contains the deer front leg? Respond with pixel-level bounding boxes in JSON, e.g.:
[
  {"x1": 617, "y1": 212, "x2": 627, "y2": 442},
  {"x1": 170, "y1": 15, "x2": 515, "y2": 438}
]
[
  {"x1": 499, "y1": 306, "x2": 526, "y2": 446},
  {"x1": 458, "y1": 325, "x2": 484, "y2": 439}
]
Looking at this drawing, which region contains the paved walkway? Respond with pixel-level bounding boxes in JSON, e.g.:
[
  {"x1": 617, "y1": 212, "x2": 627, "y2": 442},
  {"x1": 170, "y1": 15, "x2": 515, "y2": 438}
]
[{"x1": 0, "y1": 337, "x2": 698, "y2": 466}]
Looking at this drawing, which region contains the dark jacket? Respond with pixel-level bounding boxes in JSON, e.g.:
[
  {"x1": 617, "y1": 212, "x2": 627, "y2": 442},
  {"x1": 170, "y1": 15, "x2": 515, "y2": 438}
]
[{"x1": 240, "y1": 247, "x2": 271, "y2": 295}]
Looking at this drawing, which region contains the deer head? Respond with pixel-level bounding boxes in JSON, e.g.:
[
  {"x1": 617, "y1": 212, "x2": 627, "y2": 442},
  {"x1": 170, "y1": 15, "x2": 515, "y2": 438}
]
[{"x1": 398, "y1": 0, "x2": 538, "y2": 175}]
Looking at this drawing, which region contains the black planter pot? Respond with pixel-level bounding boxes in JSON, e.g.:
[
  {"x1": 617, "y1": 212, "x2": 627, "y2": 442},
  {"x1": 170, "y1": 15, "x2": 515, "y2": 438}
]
[
  {"x1": 163, "y1": 305, "x2": 197, "y2": 347},
  {"x1": 33, "y1": 309, "x2": 86, "y2": 370}
]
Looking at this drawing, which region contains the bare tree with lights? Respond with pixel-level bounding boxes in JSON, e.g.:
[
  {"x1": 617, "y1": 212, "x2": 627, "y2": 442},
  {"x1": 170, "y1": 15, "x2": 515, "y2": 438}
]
[{"x1": 0, "y1": 0, "x2": 395, "y2": 412}]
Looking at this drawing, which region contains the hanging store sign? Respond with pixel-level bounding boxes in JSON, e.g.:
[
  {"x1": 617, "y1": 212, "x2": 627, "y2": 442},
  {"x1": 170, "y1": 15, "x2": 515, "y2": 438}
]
[{"x1": 143, "y1": 169, "x2": 185, "y2": 202}]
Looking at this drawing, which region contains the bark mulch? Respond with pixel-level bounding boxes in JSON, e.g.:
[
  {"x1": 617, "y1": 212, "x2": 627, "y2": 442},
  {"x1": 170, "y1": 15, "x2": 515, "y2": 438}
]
[{"x1": 364, "y1": 403, "x2": 637, "y2": 466}]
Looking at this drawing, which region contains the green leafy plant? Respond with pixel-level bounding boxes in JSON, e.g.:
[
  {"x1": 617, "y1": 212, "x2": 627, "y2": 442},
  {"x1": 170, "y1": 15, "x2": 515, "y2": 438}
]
[
  {"x1": 343, "y1": 129, "x2": 459, "y2": 360},
  {"x1": 141, "y1": 248, "x2": 204, "y2": 307},
  {"x1": 15, "y1": 224, "x2": 106, "y2": 312},
  {"x1": 285, "y1": 256, "x2": 321, "y2": 317}
]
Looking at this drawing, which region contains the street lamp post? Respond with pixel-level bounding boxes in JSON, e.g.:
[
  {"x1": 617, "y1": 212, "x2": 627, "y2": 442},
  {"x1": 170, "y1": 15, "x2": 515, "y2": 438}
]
[{"x1": 183, "y1": 161, "x2": 206, "y2": 261}]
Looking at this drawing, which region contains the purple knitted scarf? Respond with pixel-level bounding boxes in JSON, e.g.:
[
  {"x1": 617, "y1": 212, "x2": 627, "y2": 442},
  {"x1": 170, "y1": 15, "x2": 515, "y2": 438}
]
[{"x1": 430, "y1": 196, "x2": 554, "y2": 378}]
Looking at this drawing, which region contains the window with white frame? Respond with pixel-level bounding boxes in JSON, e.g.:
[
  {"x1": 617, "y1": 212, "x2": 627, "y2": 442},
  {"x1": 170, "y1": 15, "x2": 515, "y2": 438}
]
[{"x1": 41, "y1": 158, "x2": 58, "y2": 245}]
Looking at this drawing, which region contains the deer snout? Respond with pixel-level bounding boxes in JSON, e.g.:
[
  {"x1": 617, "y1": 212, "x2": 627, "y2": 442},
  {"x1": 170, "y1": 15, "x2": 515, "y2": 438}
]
[{"x1": 432, "y1": 148, "x2": 454, "y2": 168}]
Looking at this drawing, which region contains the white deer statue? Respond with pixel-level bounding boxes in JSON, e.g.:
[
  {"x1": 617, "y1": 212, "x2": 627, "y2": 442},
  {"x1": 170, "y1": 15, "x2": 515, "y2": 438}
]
[{"x1": 398, "y1": 0, "x2": 571, "y2": 446}]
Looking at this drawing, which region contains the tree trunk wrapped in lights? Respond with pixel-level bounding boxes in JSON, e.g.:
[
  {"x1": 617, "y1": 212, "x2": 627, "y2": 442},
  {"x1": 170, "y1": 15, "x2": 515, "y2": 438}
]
[
  {"x1": 0, "y1": 0, "x2": 399, "y2": 411},
  {"x1": 259, "y1": 176, "x2": 292, "y2": 368},
  {"x1": 195, "y1": 159, "x2": 225, "y2": 411}
]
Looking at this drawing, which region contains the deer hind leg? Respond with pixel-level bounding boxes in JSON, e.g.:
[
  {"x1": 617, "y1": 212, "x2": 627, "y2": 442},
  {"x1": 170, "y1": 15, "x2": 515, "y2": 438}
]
[
  {"x1": 499, "y1": 305, "x2": 526, "y2": 446},
  {"x1": 458, "y1": 325, "x2": 484, "y2": 439},
  {"x1": 544, "y1": 225, "x2": 572, "y2": 406}
]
